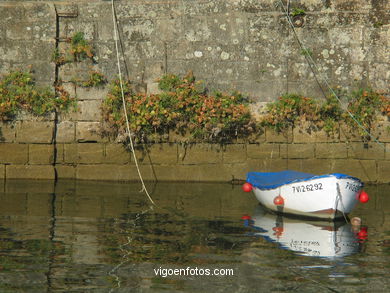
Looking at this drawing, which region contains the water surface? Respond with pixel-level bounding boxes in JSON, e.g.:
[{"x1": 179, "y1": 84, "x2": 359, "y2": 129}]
[{"x1": 0, "y1": 180, "x2": 388, "y2": 292}]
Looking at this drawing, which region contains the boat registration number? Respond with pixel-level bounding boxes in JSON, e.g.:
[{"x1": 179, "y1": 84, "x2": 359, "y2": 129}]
[
  {"x1": 345, "y1": 182, "x2": 360, "y2": 192},
  {"x1": 292, "y1": 183, "x2": 323, "y2": 193}
]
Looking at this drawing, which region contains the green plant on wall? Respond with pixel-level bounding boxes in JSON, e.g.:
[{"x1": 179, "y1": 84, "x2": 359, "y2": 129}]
[
  {"x1": 259, "y1": 89, "x2": 389, "y2": 138},
  {"x1": 51, "y1": 32, "x2": 94, "y2": 65},
  {"x1": 259, "y1": 93, "x2": 346, "y2": 134},
  {"x1": 69, "y1": 32, "x2": 94, "y2": 61},
  {"x1": 291, "y1": 8, "x2": 306, "y2": 17},
  {"x1": 102, "y1": 73, "x2": 255, "y2": 142},
  {"x1": 300, "y1": 48, "x2": 313, "y2": 57},
  {"x1": 260, "y1": 93, "x2": 322, "y2": 132},
  {"x1": 0, "y1": 70, "x2": 76, "y2": 120},
  {"x1": 71, "y1": 70, "x2": 107, "y2": 88},
  {"x1": 343, "y1": 88, "x2": 390, "y2": 137},
  {"x1": 51, "y1": 48, "x2": 72, "y2": 66}
]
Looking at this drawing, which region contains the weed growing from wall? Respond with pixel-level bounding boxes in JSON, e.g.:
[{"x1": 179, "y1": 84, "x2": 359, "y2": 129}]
[
  {"x1": 102, "y1": 73, "x2": 255, "y2": 142},
  {"x1": 71, "y1": 71, "x2": 107, "y2": 88},
  {"x1": 260, "y1": 89, "x2": 389, "y2": 138},
  {"x1": 343, "y1": 88, "x2": 390, "y2": 137},
  {"x1": 70, "y1": 32, "x2": 94, "y2": 62},
  {"x1": 0, "y1": 70, "x2": 76, "y2": 120},
  {"x1": 51, "y1": 32, "x2": 94, "y2": 65}
]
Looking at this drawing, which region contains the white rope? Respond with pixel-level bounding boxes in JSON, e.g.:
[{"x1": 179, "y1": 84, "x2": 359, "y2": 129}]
[
  {"x1": 111, "y1": 0, "x2": 156, "y2": 206},
  {"x1": 278, "y1": 0, "x2": 385, "y2": 149},
  {"x1": 336, "y1": 183, "x2": 349, "y2": 223}
]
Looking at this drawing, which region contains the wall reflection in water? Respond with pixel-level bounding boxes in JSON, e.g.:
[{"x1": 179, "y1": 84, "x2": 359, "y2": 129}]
[{"x1": 0, "y1": 180, "x2": 388, "y2": 292}]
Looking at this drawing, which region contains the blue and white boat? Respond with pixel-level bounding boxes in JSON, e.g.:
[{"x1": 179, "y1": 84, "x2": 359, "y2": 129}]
[{"x1": 243, "y1": 170, "x2": 367, "y2": 220}]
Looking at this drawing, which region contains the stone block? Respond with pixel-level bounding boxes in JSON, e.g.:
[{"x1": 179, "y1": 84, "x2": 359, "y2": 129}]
[
  {"x1": 314, "y1": 128, "x2": 340, "y2": 143},
  {"x1": 0, "y1": 122, "x2": 16, "y2": 142},
  {"x1": 293, "y1": 124, "x2": 340, "y2": 143},
  {"x1": 178, "y1": 144, "x2": 221, "y2": 164},
  {"x1": 56, "y1": 121, "x2": 75, "y2": 143},
  {"x1": 374, "y1": 121, "x2": 390, "y2": 143},
  {"x1": 133, "y1": 143, "x2": 178, "y2": 165},
  {"x1": 287, "y1": 159, "x2": 332, "y2": 174},
  {"x1": 4, "y1": 179, "x2": 55, "y2": 193},
  {"x1": 6, "y1": 165, "x2": 55, "y2": 180},
  {"x1": 316, "y1": 143, "x2": 348, "y2": 159},
  {"x1": 280, "y1": 144, "x2": 315, "y2": 159},
  {"x1": 76, "y1": 122, "x2": 103, "y2": 142},
  {"x1": 168, "y1": 129, "x2": 191, "y2": 143},
  {"x1": 77, "y1": 100, "x2": 102, "y2": 121},
  {"x1": 246, "y1": 158, "x2": 288, "y2": 173},
  {"x1": 339, "y1": 123, "x2": 363, "y2": 142},
  {"x1": 16, "y1": 121, "x2": 54, "y2": 143},
  {"x1": 29, "y1": 144, "x2": 54, "y2": 164},
  {"x1": 265, "y1": 127, "x2": 293, "y2": 143},
  {"x1": 76, "y1": 87, "x2": 108, "y2": 100},
  {"x1": 329, "y1": 159, "x2": 377, "y2": 183},
  {"x1": 348, "y1": 142, "x2": 385, "y2": 160},
  {"x1": 76, "y1": 164, "x2": 140, "y2": 181},
  {"x1": 104, "y1": 143, "x2": 131, "y2": 164},
  {"x1": 222, "y1": 144, "x2": 247, "y2": 163},
  {"x1": 0, "y1": 143, "x2": 28, "y2": 164},
  {"x1": 293, "y1": 125, "x2": 317, "y2": 143},
  {"x1": 55, "y1": 165, "x2": 76, "y2": 179},
  {"x1": 0, "y1": 164, "x2": 4, "y2": 179},
  {"x1": 77, "y1": 143, "x2": 104, "y2": 164},
  {"x1": 378, "y1": 161, "x2": 390, "y2": 183},
  {"x1": 151, "y1": 163, "x2": 247, "y2": 182},
  {"x1": 246, "y1": 129, "x2": 266, "y2": 144},
  {"x1": 64, "y1": 144, "x2": 78, "y2": 164},
  {"x1": 247, "y1": 143, "x2": 280, "y2": 159},
  {"x1": 55, "y1": 144, "x2": 64, "y2": 163}
]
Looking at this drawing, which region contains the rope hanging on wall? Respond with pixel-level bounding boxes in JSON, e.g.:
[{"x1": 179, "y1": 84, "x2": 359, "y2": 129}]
[
  {"x1": 278, "y1": 0, "x2": 385, "y2": 149},
  {"x1": 111, "y1": 0, "x2": 156, "y2": 206}
]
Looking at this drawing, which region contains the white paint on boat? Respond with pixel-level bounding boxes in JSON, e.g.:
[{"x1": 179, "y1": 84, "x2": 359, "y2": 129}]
[{"x1": 251, "y1": 175, "x2": 363, "y2": 219}]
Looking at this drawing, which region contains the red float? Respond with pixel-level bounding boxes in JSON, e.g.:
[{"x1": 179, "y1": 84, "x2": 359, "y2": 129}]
[
  {"x1": 272, "y1": 226, "x2": 284, "y2": 237},
  {"x1": 358, "y1": 190, "x2": 369, "y2": 203},
  {"x1": 357, "y1": 227, "x2": 368, "y2": 241},
  {"x1": 241, "y1": 215, "x2": 251, "y2": 220},
  {"x1": 242, "y1": 182, "x2": 253, "y2": 192},
  {"x1": 273, "y1": 195, "x2": 284, "y2": 206}
]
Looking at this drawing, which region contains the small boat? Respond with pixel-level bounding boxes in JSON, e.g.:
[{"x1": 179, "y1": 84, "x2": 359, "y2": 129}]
[
  {"x1": 242, "y1": 170, "x2": 369, "y2": 220},
  {"x1": 243, "y1": 206, "x2": 364, "y2": 258}
]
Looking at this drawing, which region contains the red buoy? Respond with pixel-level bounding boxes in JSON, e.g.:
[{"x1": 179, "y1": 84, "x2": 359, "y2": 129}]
[
  {"x1": 242, "y1": 182, "x2": 253, "y2": 192},
  {"x1": 272, "y1": 226, "x2": 284, "y2": 237},
  {"x1": 273, "y1": 195, "x2": 284, "y2": 206},
  {"x1": 241, "y1": 215, "x2": 251, "y2": 220},
  {"x1": 357, "y1": 227, "x2": 368, "y2": 241},
  {"x1": 358, "y1": 190, "x2": 369, "y2": 203}
]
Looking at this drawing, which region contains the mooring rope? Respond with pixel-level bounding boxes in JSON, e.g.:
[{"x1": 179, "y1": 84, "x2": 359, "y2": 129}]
[
  {"x1": 277, "y1": 0, "x2": 385, "y2": 149},
  {"x1": 111, "y1": 0, "x2": 156, "y2": 206},
  {"x1": 336, "y1": 183, "x2": 349, "y2": 223}
]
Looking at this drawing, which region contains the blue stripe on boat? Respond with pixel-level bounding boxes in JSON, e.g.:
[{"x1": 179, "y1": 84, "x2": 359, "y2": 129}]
[{"x1": 246, "y1": 170, "x2": 362, "y2": 190}]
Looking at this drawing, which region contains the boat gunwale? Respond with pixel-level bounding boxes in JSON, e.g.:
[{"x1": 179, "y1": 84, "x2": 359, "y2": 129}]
[{"x1": 247, "y1": 171, "x2": 363, "y2": 191}]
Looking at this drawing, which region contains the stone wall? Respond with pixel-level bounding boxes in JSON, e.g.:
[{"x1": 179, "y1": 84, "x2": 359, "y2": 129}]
[
  {"x1": 1, "y1": 118, "x2": 390, "y2": 182},
  {"x1": 0, "y1": 0, "x2": 389, "y2": 98},
  {"x1": 0, "y1": 0, "x2": 389, "y2": 183}
]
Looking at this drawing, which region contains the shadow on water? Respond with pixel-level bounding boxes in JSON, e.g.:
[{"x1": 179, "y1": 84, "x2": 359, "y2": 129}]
[{"x1": 0, "y1": 180, "x2": 388, "y2": 292}]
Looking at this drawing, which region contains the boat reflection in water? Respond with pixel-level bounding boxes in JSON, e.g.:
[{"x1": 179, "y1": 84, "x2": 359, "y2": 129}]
[{"x1": 244, "y1": 206, "x2": 367, "y2": 258}]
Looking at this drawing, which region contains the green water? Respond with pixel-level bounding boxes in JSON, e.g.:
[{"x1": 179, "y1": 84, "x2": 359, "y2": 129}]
[{"x1": 0, "y1": 180, "x2": 388, "y2": 292}]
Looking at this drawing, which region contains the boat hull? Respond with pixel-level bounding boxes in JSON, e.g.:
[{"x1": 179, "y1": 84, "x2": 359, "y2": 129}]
[{"x1": 252, "y1": 176, "x2": 362, "y2": 220}]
